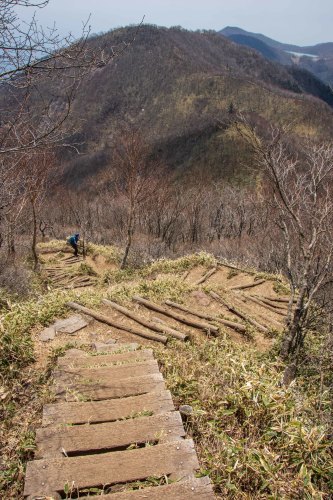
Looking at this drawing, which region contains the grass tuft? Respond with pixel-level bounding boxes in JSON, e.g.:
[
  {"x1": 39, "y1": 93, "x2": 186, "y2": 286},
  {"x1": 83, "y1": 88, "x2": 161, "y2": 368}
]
[{"x1": 156, "y1": 338, "x2": 333, "y2": 498}]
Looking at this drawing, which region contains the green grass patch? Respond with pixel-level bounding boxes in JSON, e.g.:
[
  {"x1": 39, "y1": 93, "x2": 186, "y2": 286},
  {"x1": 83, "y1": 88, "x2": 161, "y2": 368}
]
[
  {"x1": 142, "y1": 252, "x2": 216, "y2": 276},
  {"x1": 107, "y1": 276, "x2": 193, "y2": 303},
  {"x1": 86, "y1": 242, "x2": 121, "y2": 263},
  {"x1": 156, "y1": 338, "x2": 333, "y2": 498},
  {"x1": 104, "y1": 251, "x2": 216, "y2": 285},
  {"x1": 77, "y1": 262, "x2": 98, "y2": 277}
]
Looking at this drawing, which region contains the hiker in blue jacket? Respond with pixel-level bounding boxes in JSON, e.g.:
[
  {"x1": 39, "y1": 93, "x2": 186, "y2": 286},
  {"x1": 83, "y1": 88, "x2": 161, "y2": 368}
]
[{"x1": 68, "y1": 233, "x2": 80, "y2": 257}]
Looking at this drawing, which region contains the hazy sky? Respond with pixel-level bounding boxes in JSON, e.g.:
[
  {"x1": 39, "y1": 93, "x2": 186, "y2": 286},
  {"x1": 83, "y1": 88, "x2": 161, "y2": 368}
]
[{"x1": 18, "y1": 0, "x2": 333, "y2": 46}]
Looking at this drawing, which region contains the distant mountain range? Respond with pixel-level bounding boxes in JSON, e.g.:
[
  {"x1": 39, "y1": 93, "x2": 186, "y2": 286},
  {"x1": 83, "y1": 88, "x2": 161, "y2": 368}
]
[{"x1": 220, "y1": 27, "x2": 333, "y2": 85}]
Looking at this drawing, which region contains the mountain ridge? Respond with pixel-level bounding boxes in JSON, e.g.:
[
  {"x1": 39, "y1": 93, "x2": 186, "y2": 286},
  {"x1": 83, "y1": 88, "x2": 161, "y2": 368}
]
[
  {"x1": 32, "y1": 25, "x2": 333, "y2": 186},
  {"x1": 220, "y1": 26, "x2": 333, "y2": 55},
  {"x1": 220, "y1": 26, "x2": 333, "y2": 85}
]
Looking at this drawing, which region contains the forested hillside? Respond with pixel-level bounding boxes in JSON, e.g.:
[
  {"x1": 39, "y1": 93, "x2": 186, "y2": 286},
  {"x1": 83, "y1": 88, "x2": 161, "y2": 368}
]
[{"x1": 56, "y1": 25, "x2": 333, "y2": 186}]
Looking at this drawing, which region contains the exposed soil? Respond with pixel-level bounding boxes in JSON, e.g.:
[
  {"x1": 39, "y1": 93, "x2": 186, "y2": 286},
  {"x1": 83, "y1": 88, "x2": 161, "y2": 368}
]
[{"x1": 33, "y1": 251, "x2": 290, "y2": 371}]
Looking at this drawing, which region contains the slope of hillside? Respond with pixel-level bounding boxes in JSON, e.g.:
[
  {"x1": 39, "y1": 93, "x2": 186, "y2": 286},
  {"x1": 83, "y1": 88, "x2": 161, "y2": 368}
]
[
  {"x1": 220, "y1": 26, "x2": 303, "y2": 52},
  {"x1": 226, "y1": 33, "x2": 290, "y2": 63},
  {"x1": 58, "y1": 25, "x2": 333, "y2": 187},
  {"x1": 2, "y1": 244, "x2": 332, "y2": 498},
  {"x1": 220, "y1": 26, "x2": 333, "y2": 85}
]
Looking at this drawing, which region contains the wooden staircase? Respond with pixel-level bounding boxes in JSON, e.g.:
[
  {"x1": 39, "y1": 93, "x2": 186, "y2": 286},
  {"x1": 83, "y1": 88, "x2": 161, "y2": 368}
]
[{"x1": 24, "y1": 346, "x2": 214, "y2": 499}]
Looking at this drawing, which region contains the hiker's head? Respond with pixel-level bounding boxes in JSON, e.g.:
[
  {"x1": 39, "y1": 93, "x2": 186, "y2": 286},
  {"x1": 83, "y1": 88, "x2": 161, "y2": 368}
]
[{"x1": 75, "y1": 233, "x2": 80, "y2": 239}]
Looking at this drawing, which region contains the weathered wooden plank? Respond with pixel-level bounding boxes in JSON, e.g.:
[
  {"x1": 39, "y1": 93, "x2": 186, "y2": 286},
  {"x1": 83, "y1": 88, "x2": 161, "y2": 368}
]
[
  {"x1": 53, "y1": 360, "x2": 160, "y2": 386},
  {"x1": 53, "y1": 373, "x2": 165, "y2": 402},
  {"x1": 36, "y1": 411, "x2": 185, "y2": 458},
  {"x1": 67, "y1": 302, "x2": 168, "y2": 344},
  {"x1": 24, "y1": 440, "x2": 199, "y2": 498},
  {"x1": 102, "y1": 299, "x2": 188, "y2": 341},
  {"x1": 43, "y1": 390, "x2": 175, "y2": 426},
  {"x1": 57, "y1": 349, "x2": 154, "y2": 369},
  {"x1": 133, "y1": 296, "x2": 219, "y2": 334},
  {"x1": 79, "y1": 476, "x2": 215, "y2": 499}
]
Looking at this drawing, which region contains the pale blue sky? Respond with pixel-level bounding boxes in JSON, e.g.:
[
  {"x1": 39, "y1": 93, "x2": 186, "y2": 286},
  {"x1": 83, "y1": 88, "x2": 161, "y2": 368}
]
[{"x1": 18, "y1": 0, "x2": 333, "y2": 46}]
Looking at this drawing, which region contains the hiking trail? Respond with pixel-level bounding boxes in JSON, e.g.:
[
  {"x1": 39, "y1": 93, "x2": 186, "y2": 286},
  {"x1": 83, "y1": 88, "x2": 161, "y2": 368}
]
[{"x1": 24, "y1": 247, "x2": 293, "y2": 498}]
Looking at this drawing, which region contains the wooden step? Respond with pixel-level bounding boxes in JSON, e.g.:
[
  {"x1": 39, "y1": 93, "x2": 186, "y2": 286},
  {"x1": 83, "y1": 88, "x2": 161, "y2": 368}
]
[
  {"x1": 24, "y1": 439, "x2": 199, "y2": 499},
  {"x1": 57, "y1": 349, "x2": 154, "y2": 368},
  {"x1": 54, "y1": 359, "x2": 160, "y2": 385},
  {"x1": 36, "y1": 411, "x2": 185, "y2": 458},
  {"x1": 43, "y1": 390, "x2": 175, "y2": 426},
  {"x1": 54, "y1": 372, "x2": 165, "y2": 402},
  {"x1": 79, "y1": 476, "x2": 215, "y2": 499}
]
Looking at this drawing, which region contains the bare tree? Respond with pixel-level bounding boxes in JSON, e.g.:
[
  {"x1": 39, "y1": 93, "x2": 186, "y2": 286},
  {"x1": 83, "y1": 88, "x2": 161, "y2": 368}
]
[
  {"x1": 0, "y1": 152, "x2": 28, "y2": 259},
  {"x1": 0, "y1": 1, "x2": 143, "y2": 273},
  {"x1": 20, "y1": 149, "x2": 57, "y2": 269},
  {"x1": 111, "y1": 128, "x2": 164, "y2": 269},
  {"x1": 0, "y1": 1, "x2": 142, "y2": 157},
  {"x1": 238, "y1": 118, "x2": 333, "y2": 383}
]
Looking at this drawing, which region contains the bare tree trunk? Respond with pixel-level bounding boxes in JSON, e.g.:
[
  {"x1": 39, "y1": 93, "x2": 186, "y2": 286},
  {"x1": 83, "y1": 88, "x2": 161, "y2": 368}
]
[
  {"x1": 121, "y1": 205, "x2": 135, "y2": 269},
  {"x1": 31, "y1": 199, "x2": 39, "y2": 271},
  {"x1": 281, "y1": 255, "x2": 311, "y2": 359},
  {"x1": 6, "y1": 218, "x2": 15, "y2": 261}
]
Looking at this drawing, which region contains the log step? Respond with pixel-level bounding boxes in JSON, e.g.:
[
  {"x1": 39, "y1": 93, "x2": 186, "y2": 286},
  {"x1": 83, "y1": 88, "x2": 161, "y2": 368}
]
[
  {"x1": 67, "y1": 302, "x2": 168, "y2": 344},
  {"x1": 79, "y1": 476, "x2": 215, "y2": 499},
  {"x1": 36, "y1": 411, "x2": 185, "y2": 459},
  {"x1": 228, "y1": 278, "x2": 266, "y2": 291},
  {"x1": 24, "y1": 440, "x2": 199, "y2": 498},
  {"x1": 103, "y1": 299, "x2": 188, "y2": 341},
  {"x1": 57, "y1": 349, "x2": 154, "y2": 369},
  {"x1": 53, "y1": 372, "x2": 165, "y2": 402},
  {"x1": 133, "y1": 296, "x2": 219, "y2": 334},
  {"x1": 53, "y1": 359, "x2": 160, "y2": 385},
  {"x1": 43, "y1": 390, "x2": 175, "y2": 426}
]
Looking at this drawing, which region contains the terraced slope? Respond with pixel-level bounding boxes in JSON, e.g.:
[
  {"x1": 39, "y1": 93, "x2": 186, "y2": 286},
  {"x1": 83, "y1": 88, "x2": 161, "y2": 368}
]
[{"x1": 24, "y1": 246, "x2": 293, "y2": 498}]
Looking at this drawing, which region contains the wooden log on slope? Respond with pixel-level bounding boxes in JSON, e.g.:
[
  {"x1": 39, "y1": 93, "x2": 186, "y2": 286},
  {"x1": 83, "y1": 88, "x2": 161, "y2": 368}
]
[
  {"x1": 230, "y1": 294, "x2": 283, "y2": 329},
  {"x1": 151, "y1": 316, "x2": 191, "y2": 339},
  {"x1": 164, "y1": 299, "x2": 246, "y2": 333},
  {"x1": 244, "y1": 295, "x2": 286, "y2": 317},
  {"x1": 66, "y1": 302, "x2": 167, "y2": 344},
  {"x1": 132, "y1": 296, "x2": 219, "y2": 334},
  {"x1": 102, "y1": 299, "x2": 187, "y2": 341},
  {"x1": 64, "y1": 282, "x2": 95, "y2": 290},
  {"x1": 194, "y1": 267, "x2": 217, "y2": 286},
  {"x1": 209, "y1": 291, "x2": 268, "y2": 333},
  {"x1": 217, "y1": 261, "x2": 256, "y2": 275},
  {"x1": 181, "y1": 269, "x2": 191, "y2": 281},
  {"x1": 253, "y1": 295, "x2": 288, "y2": 310},
  {"x1": 228, "y1": 279, "x2": 266, "y2": 291},
  {"x1": 263, "y1": 296, "x2": 296, "y2": 304}
]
